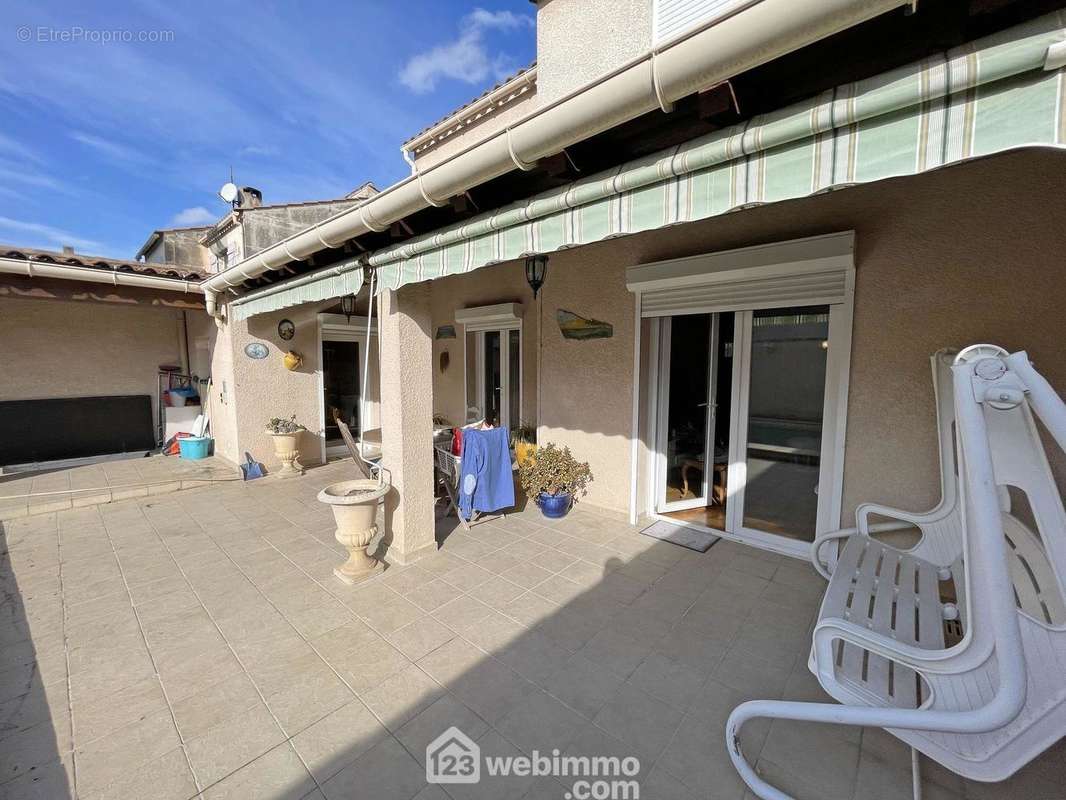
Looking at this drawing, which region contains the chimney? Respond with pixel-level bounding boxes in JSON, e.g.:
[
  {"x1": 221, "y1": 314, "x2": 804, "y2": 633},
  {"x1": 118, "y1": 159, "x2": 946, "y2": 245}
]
[
  {"x1": 237, "y1": 186, "x2": 263, "y2": 208},
  {"x1": 62, "y1": 245, "x2": 75, "y2": 255}
]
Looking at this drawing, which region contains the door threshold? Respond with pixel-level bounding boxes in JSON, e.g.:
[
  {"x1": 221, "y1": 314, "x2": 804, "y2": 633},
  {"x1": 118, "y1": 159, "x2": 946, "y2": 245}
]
[{"x1": 650, "y1": 512, "x2": 809, "y2": 560}]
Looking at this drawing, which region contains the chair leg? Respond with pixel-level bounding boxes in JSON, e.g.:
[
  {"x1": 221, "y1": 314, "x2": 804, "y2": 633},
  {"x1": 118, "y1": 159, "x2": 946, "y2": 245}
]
[{"x1": 911, "y1": 748, "x2": 922, "y2": 800}]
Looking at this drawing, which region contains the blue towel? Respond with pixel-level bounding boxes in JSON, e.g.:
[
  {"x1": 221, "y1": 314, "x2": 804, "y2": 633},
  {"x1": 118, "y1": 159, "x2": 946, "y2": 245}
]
[{"x1": 458, "y1": 427, "x2": 514, "y2": 521}]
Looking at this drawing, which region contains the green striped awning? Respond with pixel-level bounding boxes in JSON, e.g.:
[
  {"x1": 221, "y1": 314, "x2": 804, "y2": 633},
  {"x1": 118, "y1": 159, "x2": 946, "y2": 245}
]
[
  {"x1": 229, "y1": 259, "x2": 363, "y2": 322},
  {"x1": 368, "y1": 11, "x2": 1066, "y2": 292}
]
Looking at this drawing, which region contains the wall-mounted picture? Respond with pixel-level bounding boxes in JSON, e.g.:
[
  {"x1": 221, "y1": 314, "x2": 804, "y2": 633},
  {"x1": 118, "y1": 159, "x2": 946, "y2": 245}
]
[
  {"x1": 435, "y1": 324, "x2": 456, "y2": 340},
  {"x1": 557, "y1": 309, "x2": 613, "y2": 340},
  {"x1": 278, "y1": 319, "x2": 295, "y2": 340}
]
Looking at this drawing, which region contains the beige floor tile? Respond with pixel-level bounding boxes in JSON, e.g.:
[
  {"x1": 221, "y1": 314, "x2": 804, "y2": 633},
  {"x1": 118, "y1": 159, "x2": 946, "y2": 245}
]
[
  {"x1": 396, "y1": 694, "x2": 489, "y2": 765},
  {"x1": 0, "y1": 712, "x2": 72, "y2": 786},
  {"x1": 73, "y1": 709, "x2": 178, "y2": 795},
  {"x1": 292, "y1": 700, "x2": 388, "y2": 784},
  {"x1": 353, "y1": 594, "x2": 424, "y2": 636},
  {"x1": 171, "y1": 670, "x2": 263, "y2": 741},
  {"x1": 467, "y1": 575, "x2": 526, "y2": 609},
  {"x1": 388, "y1": 617, "x2": 456, "y2": 661},
  {"x1": 262, "y1": 654, "x2": 354, "y2": 735},
  {"x1": 360, "y1": 664, "x2": 443, "y2": 730},
  {"x1": 80, "y1": 747, "x2": 197, "y2": 800},
  {"x1": 72, "y1": 676, "x2": 168, "y2": 746},
  {"x1": 592, "y1": 683, "x2": 683, "y2": 764},
  {"x1": 185, "y1": 702, "x2": 286, "y2": 788},
  {"x1": 201, "y1": 742, "x2": 316, "y2": 800},
  {"x1": 449, "y1": 657, "x2": 536, "y2": 726},
  {"x1": 416, "y1": 637, "x2": 486, "y2": 684},
  {"x1": 432, "y1": 594, "x2": 494, "y2": 633},
  {"x1": 320, "y1": 736, "x2": 427, "y2": 800},
  {"x1": 404, "y1": 579, "x2": 464, "y2": 613},
  {"x1": 496, "y1": 689, "x2": 586, "y2": 754},
  {"x1": 500, "y1": 591, "x2": 558, "y2": 627},
  {"x1": 328, "y1": 638, "x2": 412, "y2": 695}
]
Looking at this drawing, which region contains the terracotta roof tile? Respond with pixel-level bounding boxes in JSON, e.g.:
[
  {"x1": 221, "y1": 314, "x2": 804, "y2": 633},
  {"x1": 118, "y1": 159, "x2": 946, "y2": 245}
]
[{"x1": 0, "y1": 244, "x2": 207, "y2": 281}]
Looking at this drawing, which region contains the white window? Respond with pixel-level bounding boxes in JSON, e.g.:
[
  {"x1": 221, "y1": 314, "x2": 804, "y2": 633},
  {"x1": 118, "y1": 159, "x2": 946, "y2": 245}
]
[
  {"x1": 653, "y1": 0, "x2": 758, "y2": 44},
  {"x1": 456, "y1": 304, "x2": 523, "y2": 430}
]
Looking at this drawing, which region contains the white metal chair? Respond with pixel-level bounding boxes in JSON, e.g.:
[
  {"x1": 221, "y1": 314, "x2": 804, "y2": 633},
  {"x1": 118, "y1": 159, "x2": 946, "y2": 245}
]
[
  {"x1": 812, "y1": 348, "x2": 973, "y2": 578},
  {"x1": 727, "y1": 347, "x2": 1066, "y2": 799}
]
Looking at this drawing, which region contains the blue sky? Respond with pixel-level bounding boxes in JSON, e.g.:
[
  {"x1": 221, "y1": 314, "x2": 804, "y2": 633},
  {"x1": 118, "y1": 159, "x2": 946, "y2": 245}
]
[{"x1": 0, "y1": 1, "x2": 536, "y2": 259}]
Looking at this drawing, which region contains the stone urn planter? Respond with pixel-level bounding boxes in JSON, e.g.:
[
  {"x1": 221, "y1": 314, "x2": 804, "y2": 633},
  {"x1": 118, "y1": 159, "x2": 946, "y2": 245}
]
[
  {"x1": 318, "y1": 479, "x2": 390, "y2": 584},
  {"x1": 268, "y1": 431, "x2": 304, "y2": 476}
]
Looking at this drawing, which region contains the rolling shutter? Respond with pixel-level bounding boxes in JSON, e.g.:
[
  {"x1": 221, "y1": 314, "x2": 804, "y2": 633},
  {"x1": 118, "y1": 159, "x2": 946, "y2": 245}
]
[
  {"x1": 653, "y1": 0, "x2": 758, "y2": 44},
  {"x1": 627, "y1": 232, "x2": 854, "y2": 317}
]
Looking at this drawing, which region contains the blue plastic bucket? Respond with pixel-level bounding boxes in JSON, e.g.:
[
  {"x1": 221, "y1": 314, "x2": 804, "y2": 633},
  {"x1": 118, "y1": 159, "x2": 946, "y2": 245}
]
[{"x1": 178, "y1": 436, "x2": 212, "y2": 460}]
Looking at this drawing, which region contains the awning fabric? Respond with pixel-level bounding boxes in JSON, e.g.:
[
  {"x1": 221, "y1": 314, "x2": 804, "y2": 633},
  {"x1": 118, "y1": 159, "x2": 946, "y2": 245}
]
[
  {"x1": 229, "y1": 259, "x2": 363, "y2": 322},
  {"x1": 367, "y1": 12, "x2": 1066, "y2": 293}
]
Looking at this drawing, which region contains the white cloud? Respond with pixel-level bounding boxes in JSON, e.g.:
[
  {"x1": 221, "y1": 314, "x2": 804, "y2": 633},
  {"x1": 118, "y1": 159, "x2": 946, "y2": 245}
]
[
  {"x1": 0, "y1": 216, "x2": 102, "y2": 252},
  {"x1": 170, "y1": 206, "x2": 218, "y2": 226},
  {"x1": 399, "y1": 8, "x2": 533, "y2": 94},
  {"x1": 70, "y1": 132, "x2": 152, "y2": 165}
]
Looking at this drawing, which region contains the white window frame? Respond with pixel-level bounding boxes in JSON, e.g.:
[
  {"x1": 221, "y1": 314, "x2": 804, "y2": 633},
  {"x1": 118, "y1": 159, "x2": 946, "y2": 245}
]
[
  {"x1": 456, "y1": 303, "x2": 523, "y2": 430},
  {"x1": 627, "y1": 232, "x2": 855, "y2": 559},
  {"x1": 317, "y1": 313, "x2": 378, "y2": 464}
]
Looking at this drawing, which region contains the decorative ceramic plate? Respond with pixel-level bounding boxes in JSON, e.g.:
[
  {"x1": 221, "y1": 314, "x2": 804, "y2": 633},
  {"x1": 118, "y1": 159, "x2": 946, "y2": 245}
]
[
  {"x1": 278, "y1": 319, "x2": 295, "y2": 340},
  {"x1": 244, "y1": 342, "x2": 269, "y2": 359}
]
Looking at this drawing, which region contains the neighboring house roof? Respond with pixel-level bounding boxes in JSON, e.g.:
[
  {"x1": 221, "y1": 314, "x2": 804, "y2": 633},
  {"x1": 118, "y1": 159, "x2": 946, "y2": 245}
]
[
  {"x1": 135, "y1": 225, "x2": 213, "y2": 262},
  {"x1": 0, "y1": 244, "x2": 207, "y2": 281},
  {"x1": 403, "y1": 63, "x2": 537, "y2": 156}
]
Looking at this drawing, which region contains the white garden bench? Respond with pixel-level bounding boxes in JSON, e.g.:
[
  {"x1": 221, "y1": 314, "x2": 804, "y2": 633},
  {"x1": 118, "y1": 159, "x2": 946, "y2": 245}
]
[{"x1": 727, "y1": 347, "x2": 1066, "y2": 800}]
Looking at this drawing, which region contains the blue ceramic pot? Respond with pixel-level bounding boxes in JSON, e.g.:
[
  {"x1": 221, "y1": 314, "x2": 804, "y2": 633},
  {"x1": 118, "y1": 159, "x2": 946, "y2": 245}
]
[{"x1": 538, "y1": 491, "x2": 572, "y2": 519}]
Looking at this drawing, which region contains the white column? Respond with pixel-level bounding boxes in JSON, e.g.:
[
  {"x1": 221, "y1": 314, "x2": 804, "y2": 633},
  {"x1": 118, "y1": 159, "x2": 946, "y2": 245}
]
[{"x1": 378, "y1": 284, "x2": 437, "y2": 564}]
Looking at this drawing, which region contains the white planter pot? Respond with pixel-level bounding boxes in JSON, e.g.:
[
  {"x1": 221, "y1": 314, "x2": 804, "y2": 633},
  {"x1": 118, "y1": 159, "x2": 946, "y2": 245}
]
[
  {"x1": 268, "y1": 431, "x2": 303, "y2": 477},
  {"x1": 318, "y1": 479, "x2": 390, "y2": 584}
]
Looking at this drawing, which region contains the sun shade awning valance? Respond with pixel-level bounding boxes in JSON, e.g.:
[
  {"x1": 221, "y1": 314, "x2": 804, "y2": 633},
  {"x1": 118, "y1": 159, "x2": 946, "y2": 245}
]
[
  {"x1": 362, "y1": 12, "x2": 1066, "y2": 294},
  {"x1": 228, "y1": 259, "x2": 364, "y2": 322}
]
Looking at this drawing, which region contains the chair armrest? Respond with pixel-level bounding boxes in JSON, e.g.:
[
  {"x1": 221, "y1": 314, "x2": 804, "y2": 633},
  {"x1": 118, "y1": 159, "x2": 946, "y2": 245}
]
[
  {"x1": 856, "y1": 502, "x2": 934, "y2": 535},
  {"x1": 809, "y1": 528, "x2": 860, "y2": 580},
  {"x1": 813, "y1": 615, "x2": 955, "y2": 673}
]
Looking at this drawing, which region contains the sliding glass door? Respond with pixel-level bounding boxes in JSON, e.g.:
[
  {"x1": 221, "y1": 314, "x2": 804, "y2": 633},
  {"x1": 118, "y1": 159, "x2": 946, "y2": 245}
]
[
  {"x1": 654, "y1": 304, "x2": 846, "y2": 555},
  {"x1": 465, "y1": 327, "x2": 521, "y2": 429}
]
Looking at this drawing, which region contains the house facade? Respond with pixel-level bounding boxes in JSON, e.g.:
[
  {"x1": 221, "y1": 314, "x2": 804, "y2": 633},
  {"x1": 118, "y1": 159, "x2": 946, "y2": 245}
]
[
  {"x1": 191, "y1": 0, "x2": 1066, "y2": 566},
  {"x1": 4, "y1": 0, "x2": 1065, "y2": 565}
]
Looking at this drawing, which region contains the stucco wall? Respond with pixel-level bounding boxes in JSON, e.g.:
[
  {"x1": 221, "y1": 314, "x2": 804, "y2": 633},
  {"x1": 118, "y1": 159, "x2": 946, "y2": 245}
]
[
  {"x1": 210, "y1": 300, "x2": 382, "y2": 471},
  {"x1": 535, "y1": 0, "x2": 652, "y2": 103},
  {"x1": 429, "y1": 259, "x2": 540, "y2": 428},
  {"x1": 0, "y1": 296, "x2": 185, "y2": 429},
  {"x1": 428, "y1": 149, "x2": 1066, "y2": 520}
]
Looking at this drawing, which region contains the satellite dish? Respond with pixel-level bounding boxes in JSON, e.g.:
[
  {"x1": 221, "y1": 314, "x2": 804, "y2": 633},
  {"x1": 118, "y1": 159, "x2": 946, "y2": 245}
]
[{"x1": 218, "y1": 182, "x2": 239, "y2": 204}]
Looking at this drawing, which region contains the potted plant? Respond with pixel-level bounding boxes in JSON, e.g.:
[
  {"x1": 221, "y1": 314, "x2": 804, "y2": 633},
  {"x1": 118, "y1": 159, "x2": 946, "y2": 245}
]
[
  {"x1": 510, "y1": 420, "x2": 538, "y2": 468},
  {"x1": 518, "y1": 443, "x2": 592, "y2": 519},
  {"x1": 266, "y1": 414, "x2": 306, "y2": 476}
]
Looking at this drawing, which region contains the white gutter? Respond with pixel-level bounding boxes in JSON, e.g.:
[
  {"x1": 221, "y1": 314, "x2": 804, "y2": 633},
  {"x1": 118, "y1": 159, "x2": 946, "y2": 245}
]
[
  {"x1": 202, "y1": 0, "x2": 911, "y2": 316},
  {"x1": 0, "y1": 256, "x2": 203, "y2": 294}
]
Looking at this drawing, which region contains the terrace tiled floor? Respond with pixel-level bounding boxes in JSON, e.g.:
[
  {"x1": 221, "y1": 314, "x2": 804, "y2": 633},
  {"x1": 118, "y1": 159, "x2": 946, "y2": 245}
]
[
  {"x1": 1, "y1": 462, "x2": 1064, "y2": 799},
  {"x1": 0, "y1": 454, "x2": 236, "y2": 521}
]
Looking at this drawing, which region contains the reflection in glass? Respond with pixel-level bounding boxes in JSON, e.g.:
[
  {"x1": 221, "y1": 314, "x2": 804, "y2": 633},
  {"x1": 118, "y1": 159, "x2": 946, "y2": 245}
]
[
  {"x1": 483, "y1": 331, "x2": 501, "y2": 427},
  {"x1": 664, "y1": 314, "x2": 711, "y2": 504},
  {"x1": 465, "y1": 331, "x2": 479, "y2": 422},
  {"x1": 508, "y1": 329, "x2": 521, "y2": 430},
  {"x1": 322, "y1": 340, "x2": 360, "y2": 443},
  {"x1": 742, "y1": 307, "x2": 828, "y2": 541}
]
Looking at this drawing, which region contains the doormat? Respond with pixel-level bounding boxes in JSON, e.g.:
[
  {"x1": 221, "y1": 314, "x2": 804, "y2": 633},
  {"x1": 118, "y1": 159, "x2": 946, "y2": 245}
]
[{"x1": 639, "y1": 520, "x2": 719, "y2": 553}]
